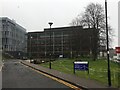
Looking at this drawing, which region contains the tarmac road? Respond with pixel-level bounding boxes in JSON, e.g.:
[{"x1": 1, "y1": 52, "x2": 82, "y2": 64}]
[{"x1": 2, "y1": 60, "x2": 71, "y2": 89}]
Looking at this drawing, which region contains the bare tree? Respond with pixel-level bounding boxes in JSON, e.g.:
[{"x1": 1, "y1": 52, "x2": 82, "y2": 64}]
[
  {"x1": 70, "y1": 16, "x2": 82, "y2": 26},
  {"x1": 70, "y1": 3, "x2": 113, "y2": 60}
]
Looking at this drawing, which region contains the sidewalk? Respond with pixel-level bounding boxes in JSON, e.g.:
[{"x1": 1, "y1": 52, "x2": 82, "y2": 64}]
[{"x1": 21, "y1": 60, "x2": 118, "y2": 90}]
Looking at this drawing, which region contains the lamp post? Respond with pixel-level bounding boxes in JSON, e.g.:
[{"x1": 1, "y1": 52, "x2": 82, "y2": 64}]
[
  {"x1": 105, "y1": 0, "x2": 111, "y2": 87},
  {"x1": 48, "y1": 22, "x2": 53, "y2": 69}
]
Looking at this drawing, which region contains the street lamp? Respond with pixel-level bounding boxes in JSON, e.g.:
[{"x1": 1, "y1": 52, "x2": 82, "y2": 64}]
[
  {"x1": 48, "y1": 22, "x2": 53, "y2": 69},
  {"x1": 105, "y1": 0, "x2": 111, "y2": 87}
]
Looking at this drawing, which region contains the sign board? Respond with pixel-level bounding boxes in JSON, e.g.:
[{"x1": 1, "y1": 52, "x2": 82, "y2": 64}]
[
  {"x1": 115, "y1": 47, "x2": 120, "y2": 53},
  {"x1": 74, "y1": 61, "x2": 89, "y2": 71}
]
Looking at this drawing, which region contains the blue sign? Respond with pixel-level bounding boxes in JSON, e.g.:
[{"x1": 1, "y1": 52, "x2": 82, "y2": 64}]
[{"x1": 74, "y1": 62, "x2": 88, "y2": 71}]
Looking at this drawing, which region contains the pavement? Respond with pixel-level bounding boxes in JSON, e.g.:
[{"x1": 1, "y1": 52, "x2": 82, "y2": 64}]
[{"x1": 21, "y1": 60, "x2": 119, "y2": 90}]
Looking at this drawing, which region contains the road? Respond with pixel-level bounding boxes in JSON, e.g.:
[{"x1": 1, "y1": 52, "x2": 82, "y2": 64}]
[{"x1": 2, "y1": 60, "x2": 72, "y2": 89}]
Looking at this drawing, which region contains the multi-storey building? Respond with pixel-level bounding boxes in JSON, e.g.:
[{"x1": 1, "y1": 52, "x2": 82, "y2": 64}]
[
  {"x1": 27, "y1": 26, "x2": 99, "y2": 59},
  {"x1": 0, "y1": 17, "x2": 27, "y2": 58}
]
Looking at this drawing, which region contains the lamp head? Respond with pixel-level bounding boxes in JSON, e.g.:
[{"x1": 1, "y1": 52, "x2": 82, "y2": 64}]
[{"x1": 48, "y1": 22, "x2": 53, "y2": 26}]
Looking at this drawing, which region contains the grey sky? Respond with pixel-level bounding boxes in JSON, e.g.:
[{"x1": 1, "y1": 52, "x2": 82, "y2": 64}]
[{"x1": 0, "y1": 0, "x2": 119, "y2": 48}]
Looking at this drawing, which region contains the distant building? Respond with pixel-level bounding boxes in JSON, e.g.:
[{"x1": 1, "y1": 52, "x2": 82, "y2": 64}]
[
  {"x1": 0, "y1": 17, "x2": 27, "y2": 58},
  {"x1": 27, "y1": 26, "x2": 101, "y2": 59}
]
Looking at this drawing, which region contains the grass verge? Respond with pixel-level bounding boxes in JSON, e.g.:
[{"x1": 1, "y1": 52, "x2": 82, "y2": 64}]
[{"x1": 40, "y1": 58, "x2": 120, "y2": 88}]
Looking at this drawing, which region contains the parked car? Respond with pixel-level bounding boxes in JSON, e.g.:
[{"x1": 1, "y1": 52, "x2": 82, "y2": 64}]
[{"x1": 30, "y1": 59, "x2": 34, "y2": 63}]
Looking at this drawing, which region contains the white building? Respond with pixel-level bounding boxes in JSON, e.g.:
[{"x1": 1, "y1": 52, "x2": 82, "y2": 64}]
[{"x1": 0, "y1": 17, "x2": 27, "y2": 58}]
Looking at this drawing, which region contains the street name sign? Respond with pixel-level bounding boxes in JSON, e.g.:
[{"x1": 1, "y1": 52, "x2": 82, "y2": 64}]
[
  {"x1": 73, "y1": 61, "x2": 89, "y2": 74},
  {"x1": 74, "y1": 61, "x2": 88, "y2": 70}
]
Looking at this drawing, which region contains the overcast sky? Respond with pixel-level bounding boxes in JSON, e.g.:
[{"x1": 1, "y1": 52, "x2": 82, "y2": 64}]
[{"x1": 0, "y1": 0, "x2": 119, "y2": 48}]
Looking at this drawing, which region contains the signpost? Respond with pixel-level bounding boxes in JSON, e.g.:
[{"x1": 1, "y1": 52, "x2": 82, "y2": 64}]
[{"x1": 73, "y1": 61, "x2": 89, "y2": 74}]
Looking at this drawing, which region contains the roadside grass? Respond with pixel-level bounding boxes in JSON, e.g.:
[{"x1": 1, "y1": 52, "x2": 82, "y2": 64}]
[{"x1": 40, "y1": 58, "x2": 120, "y2": 88}]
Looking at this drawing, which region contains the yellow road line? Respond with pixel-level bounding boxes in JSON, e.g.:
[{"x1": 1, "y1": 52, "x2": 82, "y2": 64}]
[{"x1": 21, "y1": 62, "x2": 82, "y2": 90}]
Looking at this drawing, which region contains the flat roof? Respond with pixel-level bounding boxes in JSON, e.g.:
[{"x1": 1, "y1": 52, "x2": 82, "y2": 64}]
[
  {"x1": 0, "y1": 17, "x2": 26, "y2": 32},
  {"x1": 44, "y1": 26, "x2": 83, "y2": 31}
]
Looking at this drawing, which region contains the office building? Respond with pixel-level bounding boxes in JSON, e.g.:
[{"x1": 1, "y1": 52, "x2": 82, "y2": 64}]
[
  {"x1": 27, "y1": 26, "x2": 99, "y2": 59},
  {"x1": 0, "y1": 17, "x2": 27, "y2": 58}
]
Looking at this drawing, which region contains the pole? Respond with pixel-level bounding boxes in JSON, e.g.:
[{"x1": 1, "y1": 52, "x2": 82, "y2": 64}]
[
  {"x1": 50, "y1": 25, "x2": 52, "y2": 69},
  {"x1": 105, "y1": 0, "x2": 111, "y2": 86},
  {"x1": 30, "y1": 35, "x2": 31, "y2": 60},
  {"x1": 73, "y1": 62, "x2": 75, "y2": 74},
  {"x1": 88, "y1": 61, "x2": 89, "y2": 76},
  {"x1": 37, "y1": 33, "x2": 39, "y2": 59},
  {"x1": 48, "y1": 22, "x2": 53, "y2": 69}
]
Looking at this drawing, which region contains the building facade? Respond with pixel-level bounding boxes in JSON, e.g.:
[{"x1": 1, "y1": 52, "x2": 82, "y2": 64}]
[
  {"x1": 0, "y1": 17, "x2": 27, "y2": 58},
  {"x1": 27, "y1": 26, "x2": 99, "y2": 59}
]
